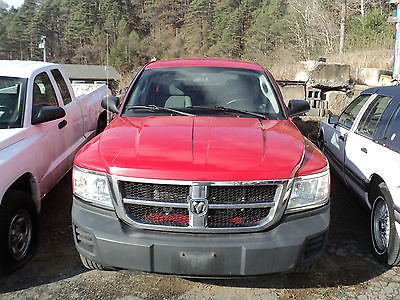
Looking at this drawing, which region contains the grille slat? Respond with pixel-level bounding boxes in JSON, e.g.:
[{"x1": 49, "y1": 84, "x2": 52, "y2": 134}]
[
  {"x1": 125, "y1": 204, "x2": 189, "y2": 227},
  {"x1": 208, "y1": 208, "x2": 271, "y2": 228},
  {"x1": 208, "y1": 185, "x2": 276, "y2": 204},
  {"x1": 120, "y1": 182, "x2": 189, "y2": 203}
]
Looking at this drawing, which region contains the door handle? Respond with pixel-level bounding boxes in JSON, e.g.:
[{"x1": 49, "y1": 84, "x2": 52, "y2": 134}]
[
  {"x1": 339, "y1": 135, "x2": 345, "y2": 141},
  {"x1": 58, "y1": 120, "x2": 67, "y2": 129},
  {"x1": 361, "y1": 147, "x2": 368, "y2": 154}
]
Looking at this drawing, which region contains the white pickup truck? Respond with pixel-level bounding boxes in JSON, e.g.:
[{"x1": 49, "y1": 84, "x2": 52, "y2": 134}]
[{"x1": 0, "y1": 61, "x2": 109, "y2": 273}]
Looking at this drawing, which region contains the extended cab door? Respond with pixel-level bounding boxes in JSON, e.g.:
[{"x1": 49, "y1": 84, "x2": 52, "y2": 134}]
[
  {"x1": 324, "y1": 94, "x2": 371, "y2": 176},
  {"x1": 50, "y1": 68, "x2": 85, "y2": 166},
  {"x1": 31, "y1": 71, "x2": 67, "y2": 197},
  {"x1": 344, "y1": 95, "x2": 392, "y2": 202}
]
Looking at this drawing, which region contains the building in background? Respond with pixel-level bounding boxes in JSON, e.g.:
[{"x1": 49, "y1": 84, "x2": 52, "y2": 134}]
[{"x1": 62, "y1": 64, "x2": 120, "y2": 96}]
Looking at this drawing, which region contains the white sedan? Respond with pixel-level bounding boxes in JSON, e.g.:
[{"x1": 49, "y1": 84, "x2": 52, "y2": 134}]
[{"x1": 318, "y1": 86, "x2": 400, "y2": 266}]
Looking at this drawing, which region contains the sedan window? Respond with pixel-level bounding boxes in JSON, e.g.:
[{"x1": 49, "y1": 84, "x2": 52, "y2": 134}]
[
  {"x1": 382, "y1": 104, "x2": 400, "y2": 152},
  {"x1": 356, "y1": 96, "x2": 391, "y2": 138},
  {"x1": 338, "y1": 94, "x2": 370, "y2": 129}
]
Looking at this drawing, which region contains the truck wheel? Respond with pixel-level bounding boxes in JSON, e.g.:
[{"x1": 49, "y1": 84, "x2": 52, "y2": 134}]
[
  {"x1": 79, "y1": 254, "x2": 108, "y2": 270},
  {"x1": 96, "y1": 113, "x2": 107, "y2": 135},
  {"x1": 317, "y1": 131, "x2": 325, "y2": 153},
  {"x1": 0, "y1": 190, "x2": 37, "y2": 273},
  {"x1": 371, "y1": 182, "x2": 400, "y2": 266},
  {"x1": 295, "y1": 263, "x2": 315, "y2": 273}
]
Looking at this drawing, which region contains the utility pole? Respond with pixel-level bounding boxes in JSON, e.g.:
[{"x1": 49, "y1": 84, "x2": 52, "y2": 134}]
[
  {"x1": 361, "y1": 0, "x2": 364, "y2": 17},
  {"x1": 339, "y1": 0, "x2": 346, "y2": 54},
  {"x1": 387, "y1": 0, "x2": 400, "y2": 81},
  {"x1": 38, "y1": 36, "x2": 47, "y2": 62}
]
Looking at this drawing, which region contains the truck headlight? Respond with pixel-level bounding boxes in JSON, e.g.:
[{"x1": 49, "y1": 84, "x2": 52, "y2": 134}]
[
  {"x1": 286, "y1": 170, "x2": 330, "y2": 213},
  {"x1": 73, "y1": 165, "x2": 113, "y2": 209}
]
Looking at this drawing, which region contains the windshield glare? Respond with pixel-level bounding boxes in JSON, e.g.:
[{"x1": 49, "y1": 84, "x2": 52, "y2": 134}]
[
  {"x1": 0, "y1": 76, "x2": 26, "y2": 129},
  {"x1": 122, "y1": 67, "x2": 284, "y2": 119}
]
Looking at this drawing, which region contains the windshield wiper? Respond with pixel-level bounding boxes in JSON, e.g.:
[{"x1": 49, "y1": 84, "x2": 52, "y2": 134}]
[
  {"x1": 187, "y1": 105, "x2": 268, "y2": 119},
  {"x1": 125, "y1": 105, "x2": 194, "y2": 117}
]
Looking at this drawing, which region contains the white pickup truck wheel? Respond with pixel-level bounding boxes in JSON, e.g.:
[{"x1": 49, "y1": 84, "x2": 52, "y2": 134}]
[
  {"x1": 371, "y1": 182, "x2": 400, "y2": 266},
  {"x1": 0, "y1": 190, "x2": 37, "y2": 273}
]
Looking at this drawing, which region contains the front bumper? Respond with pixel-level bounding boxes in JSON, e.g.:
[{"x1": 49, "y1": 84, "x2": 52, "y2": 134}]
[{"x1": 72, "y1": 197, "x2": 330, "y2": 276}]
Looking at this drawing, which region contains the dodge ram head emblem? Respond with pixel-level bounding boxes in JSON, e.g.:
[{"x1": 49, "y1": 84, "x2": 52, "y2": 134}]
[{"x1": 189, "y1": 199, "x2": 208, "y2": 215}]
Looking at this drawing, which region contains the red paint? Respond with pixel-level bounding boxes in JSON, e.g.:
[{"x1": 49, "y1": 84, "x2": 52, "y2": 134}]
[
  {"x1": 146, "y1": 213, "x2": 189, "y2": 224},
  {"x1": 296, "y1": 138, "x2": 329, "y2": 176},
  {"x1": 145, "y1": 58, "x2": 265, "y2": 72},
  {"x1": 75, "y1": 116, "x2": 327, "y2": 181},
  {"x1": 75, "y1": 59, "x2": 328, "y2": 182}
]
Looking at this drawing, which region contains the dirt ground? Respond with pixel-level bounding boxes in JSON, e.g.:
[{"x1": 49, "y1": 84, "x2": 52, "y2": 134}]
[{"x1": 0, "y1": 119, "x2": 399, "y2": 300}]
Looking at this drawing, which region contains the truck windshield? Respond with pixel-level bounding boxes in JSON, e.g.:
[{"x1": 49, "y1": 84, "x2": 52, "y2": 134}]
[
  {"x1": 122, "y1": 67, "x2": 284, "y2": 119},
  {"x1": 0, "y1": 76, "x2": 26, "y2": 129}
]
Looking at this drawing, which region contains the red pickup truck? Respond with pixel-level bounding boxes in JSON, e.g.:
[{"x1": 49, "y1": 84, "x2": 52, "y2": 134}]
[{"x1": 72, "y1": 59, "x2": 330, "y2": 276}]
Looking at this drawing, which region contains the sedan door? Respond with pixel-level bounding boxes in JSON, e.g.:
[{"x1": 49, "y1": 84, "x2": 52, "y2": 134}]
[
  {"x1": 324, "y1": 94, "x2": 371, "y2": 177},
  {"x1": 344, "y1": 95, "x2": 392, "y2": 202}
]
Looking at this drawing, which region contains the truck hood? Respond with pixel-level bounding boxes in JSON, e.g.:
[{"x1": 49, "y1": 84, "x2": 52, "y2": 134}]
[
  {"x1": 76, "y1": 116, "x2": 307, "y2": 181},
  {"x1": 0, "y1": 128, "x2": 26, "y2": 152}
]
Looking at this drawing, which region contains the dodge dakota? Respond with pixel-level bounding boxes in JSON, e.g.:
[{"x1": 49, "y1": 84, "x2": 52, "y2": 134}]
[{"x1": 72, "y1": 59, "x2": 330, "y2": 276}]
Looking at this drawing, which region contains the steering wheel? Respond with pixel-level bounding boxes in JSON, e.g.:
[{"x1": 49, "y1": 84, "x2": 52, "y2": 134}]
[{"x1": 0, "y1": 105, "x2": 11, "y2": 118}]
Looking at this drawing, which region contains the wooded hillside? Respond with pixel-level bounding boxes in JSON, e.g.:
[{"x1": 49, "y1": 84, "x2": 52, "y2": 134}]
[{"x1": 0, "y1": 0, "x2": 396, "y2": 73}]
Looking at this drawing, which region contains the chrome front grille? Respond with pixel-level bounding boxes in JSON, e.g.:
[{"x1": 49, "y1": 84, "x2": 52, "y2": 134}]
[
  {"x1": 111, "y1": 177, "x2": 290, "y2": 233},
  {"x1": 124, "y1": 204, "x2": 189, "y2": 227},
  {"x1": 119, "y1": 181, "x2": 189, "y2": 203},
  {"x1": 208, "y1": 185, "x2": 277, "y2": 204},
  {"x1": 207, "y1": 207, "x2": 271, "y2": 228}
]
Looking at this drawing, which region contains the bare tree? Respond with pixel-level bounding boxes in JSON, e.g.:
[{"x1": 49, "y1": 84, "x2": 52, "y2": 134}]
[{"x1": 288, "y1": 0, "x2": 340, "y2": 59}]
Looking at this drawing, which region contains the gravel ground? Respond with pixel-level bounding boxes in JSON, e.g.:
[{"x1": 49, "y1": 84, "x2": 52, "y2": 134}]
[{"x1": 0, "y1": 121, "x2": 399, "y2": 299}]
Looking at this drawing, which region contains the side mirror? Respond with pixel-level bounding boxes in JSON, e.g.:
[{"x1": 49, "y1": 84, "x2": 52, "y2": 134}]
[
  {"x1": 101, "y1": 96, "x2": 120, "y2": 114},
  {"x1": 287, "y1": 100, "x2": 310, "y2": 117},
  {"x1": 32, "y1": 106, "x2": 66, "y2": 125},
  {"x1": 328, "y1": 115, "x2": 339, "y2": 125}
]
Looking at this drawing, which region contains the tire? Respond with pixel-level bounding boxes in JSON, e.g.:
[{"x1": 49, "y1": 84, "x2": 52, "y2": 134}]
[
  {"x1": 295, "y1": 263, "x2": 315, "y2": 273},
  {"x1": 96, "y1": 113, "x2": 107, "y2": 135},
  {"x1": 370, "y1": 182, "x2": 400, "y2": 266},
  {"x1": 0, "y1": 190, "x2": 37, "y2": 274},
  {"x1": 79, "y1": 254, "x2": 108, "y2": 270}
]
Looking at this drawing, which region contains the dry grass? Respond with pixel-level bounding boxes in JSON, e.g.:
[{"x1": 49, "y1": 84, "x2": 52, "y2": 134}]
[
  {"x1": 327, "y1": 49, "x2": 393, "y2": 71},
  {"x1": 116, "y1": 48, "x2": 395, "y2": 91},
  {"x1": 327, "y1": 49, "x2": 393, "y2": 81},
  {"x1": 269, "y1": 48, "x2": 394, "y2": 81}
]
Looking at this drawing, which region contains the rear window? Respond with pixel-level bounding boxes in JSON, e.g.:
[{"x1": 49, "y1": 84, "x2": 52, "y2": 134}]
[
  {"x1": 51, "y1": 69, "x2": 72, "y2": 105},
  {"x1": 356, "y1": 96, "x2": 392, "y2": 138},
  {"x1": 382, "y1": 104, "x2": 400, "y2": 152},
  {"x1": 122, "y1": 67, "x2": 284, "y2": 119}
]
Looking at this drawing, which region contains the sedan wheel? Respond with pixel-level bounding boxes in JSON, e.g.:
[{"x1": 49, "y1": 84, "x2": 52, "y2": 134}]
[
  {"x1": 372, "y1": 196, "x2": 390, "y2": 255},
  {"x1": 370, "y1": 182, "x2": 400, "y2": 266}
]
